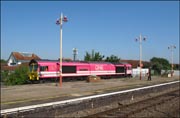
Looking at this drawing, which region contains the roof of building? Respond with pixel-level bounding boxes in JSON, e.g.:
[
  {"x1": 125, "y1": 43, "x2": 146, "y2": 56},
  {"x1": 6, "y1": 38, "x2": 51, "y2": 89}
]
[
  {"x1": 10, "y1": 52, "x2": 41, "y2": 61},
  {"x1": 121, "y1": 60, "x2": 150, "y2": 68}
]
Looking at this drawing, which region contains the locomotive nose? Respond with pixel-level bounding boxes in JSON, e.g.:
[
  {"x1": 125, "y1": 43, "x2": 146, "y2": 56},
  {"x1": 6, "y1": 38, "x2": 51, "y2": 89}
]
[{"x1": 29, "y1": 72, "x2": 38, "y2": 80}]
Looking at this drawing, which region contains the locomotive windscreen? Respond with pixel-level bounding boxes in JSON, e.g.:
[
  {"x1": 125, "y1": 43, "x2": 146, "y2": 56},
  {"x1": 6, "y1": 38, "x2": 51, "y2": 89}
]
[
  {"x1": 62, "y1": 66, "x2": 76, "y2": 73},
  {"x1": 116, "y1": 67, "x2": 125, "y2": 73}
]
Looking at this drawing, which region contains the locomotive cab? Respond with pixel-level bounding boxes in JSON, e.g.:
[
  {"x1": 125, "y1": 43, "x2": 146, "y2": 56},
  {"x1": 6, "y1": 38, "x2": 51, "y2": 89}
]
[
  {"x1": 125, "y1": 64, "x2": 132, "y2": 77},
  {"x1": 28, "y1": 59, "x2": 39, "y2": 80}
]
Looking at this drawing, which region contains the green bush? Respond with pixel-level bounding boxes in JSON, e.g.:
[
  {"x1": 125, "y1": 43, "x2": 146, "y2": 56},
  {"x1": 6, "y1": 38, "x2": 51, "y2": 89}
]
[
  {"x1": 4, "y1": 66, "x2": 29, "y2": 85},
  {"x1": 1, "y1": 70, "x2": 9, "y2": 82}
]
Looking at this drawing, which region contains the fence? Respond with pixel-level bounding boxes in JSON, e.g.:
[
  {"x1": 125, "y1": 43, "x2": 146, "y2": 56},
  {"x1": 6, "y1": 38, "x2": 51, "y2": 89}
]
[{"x1": 132, "y1": 68, "x2": 149, "y2": 78}]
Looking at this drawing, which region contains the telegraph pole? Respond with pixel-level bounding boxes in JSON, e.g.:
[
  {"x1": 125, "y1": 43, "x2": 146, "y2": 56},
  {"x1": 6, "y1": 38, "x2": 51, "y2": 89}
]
[
  {"x1": 135, "y1": 34, "x2": 147, "y2": 80},
  {"x1": 56, "y1": 13, "x2": 68, "y2": 87},
  {"x1": 168, "y1": 45, "x2": 176, "y2": 77}
]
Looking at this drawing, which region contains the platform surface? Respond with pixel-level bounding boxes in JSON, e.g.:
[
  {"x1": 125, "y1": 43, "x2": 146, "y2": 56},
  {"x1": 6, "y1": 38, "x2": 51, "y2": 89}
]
[{"x1": 1, "y1": 76, "x2": 179, "y2": 109}]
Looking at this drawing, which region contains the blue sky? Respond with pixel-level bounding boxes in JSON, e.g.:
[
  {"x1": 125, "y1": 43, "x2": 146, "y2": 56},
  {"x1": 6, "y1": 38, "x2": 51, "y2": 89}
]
[{"x1": 1, "y1": 1, "x2": 179, "y2": 63}]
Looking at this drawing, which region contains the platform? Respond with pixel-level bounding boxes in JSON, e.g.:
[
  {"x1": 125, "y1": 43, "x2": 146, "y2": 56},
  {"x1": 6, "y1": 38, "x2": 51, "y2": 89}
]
[{"x1": 1, "y1": 76, "x2": 179, "y2": 110}]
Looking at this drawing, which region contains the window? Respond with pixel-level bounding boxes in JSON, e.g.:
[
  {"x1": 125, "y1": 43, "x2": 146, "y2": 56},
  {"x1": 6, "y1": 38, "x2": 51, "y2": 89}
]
[
  {"x1": 40, "y1": 66, "x2": 48, "y2": 71},
  {"x1": 29, "y1": 65, "x2": 33, "y2": 71},
  {"x1": 29, "y1": 64, "x2": 38, "y2": 71},
  {"x1": 127, "y1": 67, "x2": 132, "y2": 70},
  {"x1": 10, "y1": 63, "x2": 16, "y2": 66},
  {"x1": 34, "y1": 65, "x2": 38, "y2": 71}
]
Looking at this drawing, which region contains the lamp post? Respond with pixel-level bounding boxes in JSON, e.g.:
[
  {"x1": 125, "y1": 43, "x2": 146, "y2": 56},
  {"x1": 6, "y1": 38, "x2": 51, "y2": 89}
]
[
  {"x1": 168, "y1": 45, "x2": 176, "y2": 77},
  {"x1": 73, "y1": 48, "x2": 78, "y2": 61},
  {"x1": 135, "y1": 34, "x2": 147, "y2": 80},
  {"x1": 56, "y1": 13, "x2": 68, "y2": 87}
]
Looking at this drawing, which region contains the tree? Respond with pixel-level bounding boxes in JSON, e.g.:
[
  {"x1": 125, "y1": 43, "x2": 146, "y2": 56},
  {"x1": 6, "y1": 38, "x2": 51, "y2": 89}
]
[
  {"x1": 1, "y1": 59, "x2": 6, "y2": 63},
  {"x1": 84, "y1": 51, "x2": 92, "y2": 61},
  {"x1": 84, "y1": 50, "x2": 105, "y2": 61},
  {"x1": 150, "y1": 57, "x2": 170, "y2": 75},
  {"x1": 143, "y1": 61, "x2": 151, "y2": 68},
  {"x1": 105, "y1": 55, "x2": 120, "y2": 62}
]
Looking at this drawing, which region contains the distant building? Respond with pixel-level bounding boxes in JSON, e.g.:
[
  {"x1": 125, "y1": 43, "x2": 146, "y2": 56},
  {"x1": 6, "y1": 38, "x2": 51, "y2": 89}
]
[
  {"x1": 120, "y1": 60, "x2": 150, "y2": 68},
  {"x1": 7, "y1": 52, "x2": 41, "y2": 66}
]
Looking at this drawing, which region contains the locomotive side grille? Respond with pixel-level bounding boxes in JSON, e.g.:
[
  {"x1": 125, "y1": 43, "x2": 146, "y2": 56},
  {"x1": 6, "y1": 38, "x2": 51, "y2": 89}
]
[
  {"x1": 62, "y1": 66, "x2": 76, "y2": 73},
  {"x1": 116, "y1": 67, "x2": 125, "y2": 73}
]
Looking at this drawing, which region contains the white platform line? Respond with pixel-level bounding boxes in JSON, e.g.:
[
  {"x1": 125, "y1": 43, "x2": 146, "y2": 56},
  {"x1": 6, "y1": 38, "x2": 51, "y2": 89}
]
[{"x1": 1, "y1": 80, "x2": 179, "y2": 115}]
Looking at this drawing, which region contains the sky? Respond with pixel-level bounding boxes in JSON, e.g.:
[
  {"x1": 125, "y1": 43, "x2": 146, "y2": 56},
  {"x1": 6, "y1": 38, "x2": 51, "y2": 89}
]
[{"x1": 1, "y1": 1, "x2": 179, "y2": 64}]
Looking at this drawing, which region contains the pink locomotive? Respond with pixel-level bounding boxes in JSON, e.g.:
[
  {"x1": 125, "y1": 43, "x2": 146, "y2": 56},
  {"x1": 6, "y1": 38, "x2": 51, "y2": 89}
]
[{"x1": 28, "y1": 59, "x2": 132, "y2": 81}]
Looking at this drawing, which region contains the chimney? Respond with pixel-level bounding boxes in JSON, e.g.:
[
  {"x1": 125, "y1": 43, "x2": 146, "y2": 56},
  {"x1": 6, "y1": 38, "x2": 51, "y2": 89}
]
[{"x1": 32, "y1": 54, "x2": 35, "y2": 59}]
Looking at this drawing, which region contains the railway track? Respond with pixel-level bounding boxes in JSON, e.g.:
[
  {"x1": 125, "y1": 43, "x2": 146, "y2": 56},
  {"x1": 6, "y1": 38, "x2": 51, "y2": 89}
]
[{"x1": 85, "y1": 89, "x2": 180, "y2": 118}]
